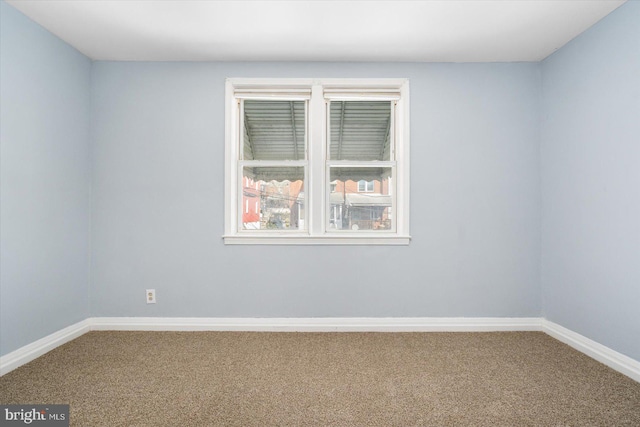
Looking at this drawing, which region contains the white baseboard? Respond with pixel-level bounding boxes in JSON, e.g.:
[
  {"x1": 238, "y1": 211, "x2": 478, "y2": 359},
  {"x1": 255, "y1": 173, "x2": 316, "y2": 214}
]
[
  {"x1": 0, "y1": 317, "x2": 539, "y2": 375},
  {"x1": 542, "y1": 320, "x2": 640, "y2": 383},
  {"x1": 2, "y1": 317, "x2": 638, "y2": 384},
  {"x1": 0, "y1": 319, "x2": 90, "y2": 376},
  {"x1": 89, "y1": 316, "x2": 543, "y2": 332}
]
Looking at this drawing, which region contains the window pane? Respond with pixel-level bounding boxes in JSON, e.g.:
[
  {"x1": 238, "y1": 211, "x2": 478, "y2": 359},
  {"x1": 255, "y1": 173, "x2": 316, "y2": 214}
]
[
  {"x1": 328, "y1": 167, "x2": 393, "y2": 231},
  {"x1": 357, "y1": 180, "x2": 374, "y2": 192},
  {"x1": 242, "y1": 167, "x2": 305, "y2": 230},
  {"x1": 243, "y1": 100, "x2": 305, "y2": 161},
  {"x1": 329, "y1": 101, "x2": 391, "y2": 161}
]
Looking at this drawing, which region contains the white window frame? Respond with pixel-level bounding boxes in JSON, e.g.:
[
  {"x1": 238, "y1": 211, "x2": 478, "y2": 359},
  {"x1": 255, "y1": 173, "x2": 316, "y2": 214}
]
[
  {"x1": 357, "y1": 180, "x2": 375, "y2": 193},
  {"x1": 224, "y1": 78, "x2": 410, "y2": 245}
]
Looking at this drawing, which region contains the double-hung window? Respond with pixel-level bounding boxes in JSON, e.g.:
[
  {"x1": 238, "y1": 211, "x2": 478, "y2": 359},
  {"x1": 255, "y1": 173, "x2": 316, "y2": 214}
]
[{"x1": 224, "y1": 78, "x2": 410, "y2": 245}]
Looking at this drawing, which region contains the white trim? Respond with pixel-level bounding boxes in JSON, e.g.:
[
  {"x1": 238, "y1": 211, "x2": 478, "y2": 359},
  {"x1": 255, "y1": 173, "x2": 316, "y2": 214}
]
[
  {"x1": 0, "y1": 319, "x2": 90, "y2": 376},
  {"x1": 3, "y1": 317, "x2": 638, "y2": 384},
  {"x1": 542, "y1": 320, "x2": 640, "y2": 383},
  {"x1": 222, "y1": 235, "x2": 411, "y2": 245},
  {"x1": 397, "y1": 82, "x2": 410, "y2": 237},
  {"x1": 89, "y1": 317, "x2": 541, "y2": 332},
  {"x1": 224, "y1": 78, "x2": 236, "y2": 236}
]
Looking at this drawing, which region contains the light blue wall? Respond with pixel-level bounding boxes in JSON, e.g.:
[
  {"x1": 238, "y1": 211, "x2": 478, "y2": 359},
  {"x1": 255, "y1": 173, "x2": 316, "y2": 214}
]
[
  {"x1": 90, "y1": 62, "x2": 542, "y2": 318},
  {"x1": 0, "y1": 2, "x2": 92, "y2": 356},
  {"x1": 541, "y1": 1, "x2": 640, "y2": 360},
  {"x1": 9, "y1": 0, "x2": 638, "y2": 365}
]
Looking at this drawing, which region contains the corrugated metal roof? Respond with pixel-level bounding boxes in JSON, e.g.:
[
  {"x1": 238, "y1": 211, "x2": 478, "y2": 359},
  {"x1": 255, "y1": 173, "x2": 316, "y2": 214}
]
[
  {"x1": 244, "y1": 100, "x2": 305, "y2": 161},
  {"x1": 329, "y1": 101, "x2": 391, "y2": 161},
  {"x1": 243, "y1": 100, "x2": 391, "y2": 162}
]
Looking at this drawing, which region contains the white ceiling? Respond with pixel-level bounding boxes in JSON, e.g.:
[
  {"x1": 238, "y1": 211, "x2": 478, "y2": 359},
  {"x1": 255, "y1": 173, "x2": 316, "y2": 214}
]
[{"x1": 6, "y1": 0, "x2": 627, "y2": 62}]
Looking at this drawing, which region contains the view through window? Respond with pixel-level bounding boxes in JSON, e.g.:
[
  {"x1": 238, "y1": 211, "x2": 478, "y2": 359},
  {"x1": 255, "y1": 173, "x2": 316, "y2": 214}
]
[{"x1": 225, "y1": 79, "x2": 410, "y2": 244}]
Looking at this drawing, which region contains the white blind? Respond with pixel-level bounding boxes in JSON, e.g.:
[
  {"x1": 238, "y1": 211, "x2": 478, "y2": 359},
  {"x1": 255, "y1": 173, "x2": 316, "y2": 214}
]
[
  {"x1": 234, "y1": 87, "x2": 311, "y2": 100},
  {"x1": 323, "y1": 88, "x2": 400, "y2": 101}
]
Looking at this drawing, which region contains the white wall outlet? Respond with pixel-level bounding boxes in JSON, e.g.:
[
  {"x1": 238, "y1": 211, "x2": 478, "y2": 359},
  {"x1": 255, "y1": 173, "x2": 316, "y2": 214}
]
[{"x1": 146, "y1": 289, "x2": 156, "y2": 304}]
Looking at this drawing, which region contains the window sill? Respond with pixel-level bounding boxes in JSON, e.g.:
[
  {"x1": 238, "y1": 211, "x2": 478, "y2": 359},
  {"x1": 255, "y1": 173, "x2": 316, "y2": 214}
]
[{"x1": 223, "y1": 234, "x2": 411, "y2": 246}]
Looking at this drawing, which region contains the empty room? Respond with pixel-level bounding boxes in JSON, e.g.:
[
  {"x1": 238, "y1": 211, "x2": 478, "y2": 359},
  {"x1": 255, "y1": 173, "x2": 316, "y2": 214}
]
[{"x1": 1, "y1": 0, "x2": 639, "y2": 425}]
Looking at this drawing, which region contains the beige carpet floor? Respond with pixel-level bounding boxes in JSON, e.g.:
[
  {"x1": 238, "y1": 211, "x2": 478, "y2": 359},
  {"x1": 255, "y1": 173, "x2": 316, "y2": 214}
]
[{"x1": 1, "y1": 331, "x2": 639, "y2": 426}]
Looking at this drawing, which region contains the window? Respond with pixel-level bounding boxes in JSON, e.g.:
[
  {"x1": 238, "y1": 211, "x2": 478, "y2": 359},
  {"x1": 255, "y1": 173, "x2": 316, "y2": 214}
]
[
  {"x1": 224, "y1": 78, "x2": 410, "y2": 245},
  {"x1": 357, "y1": 180, "x2": 375, "y2": 193}
]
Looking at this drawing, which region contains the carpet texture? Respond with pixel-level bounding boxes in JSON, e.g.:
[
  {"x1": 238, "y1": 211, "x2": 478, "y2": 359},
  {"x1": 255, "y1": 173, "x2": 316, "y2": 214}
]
[{"x1": 1, "y1": 331, "x2": 639, "y2": 426}]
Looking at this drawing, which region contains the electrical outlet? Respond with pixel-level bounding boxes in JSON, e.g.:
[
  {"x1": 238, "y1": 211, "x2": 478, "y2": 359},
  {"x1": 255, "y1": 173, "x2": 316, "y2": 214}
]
[{"x1": 146, "y1": 289, "x2": 156, "y2": 304}]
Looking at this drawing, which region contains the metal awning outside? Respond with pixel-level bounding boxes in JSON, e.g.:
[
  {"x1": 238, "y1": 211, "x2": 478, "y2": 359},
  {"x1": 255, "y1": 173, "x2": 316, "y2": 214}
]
[
  {"x1": 328, "y1": 192, "x2": 392, "y2": 207},
  {"x1": 243, "y1": 100, "x2": 306, "y2": 161},
  {"x1": 243, "y1": 100, "x2": 391, "y2": 179},
  {"x1": 329, "y1": 101, "x2": 391, "y2": 161}
]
